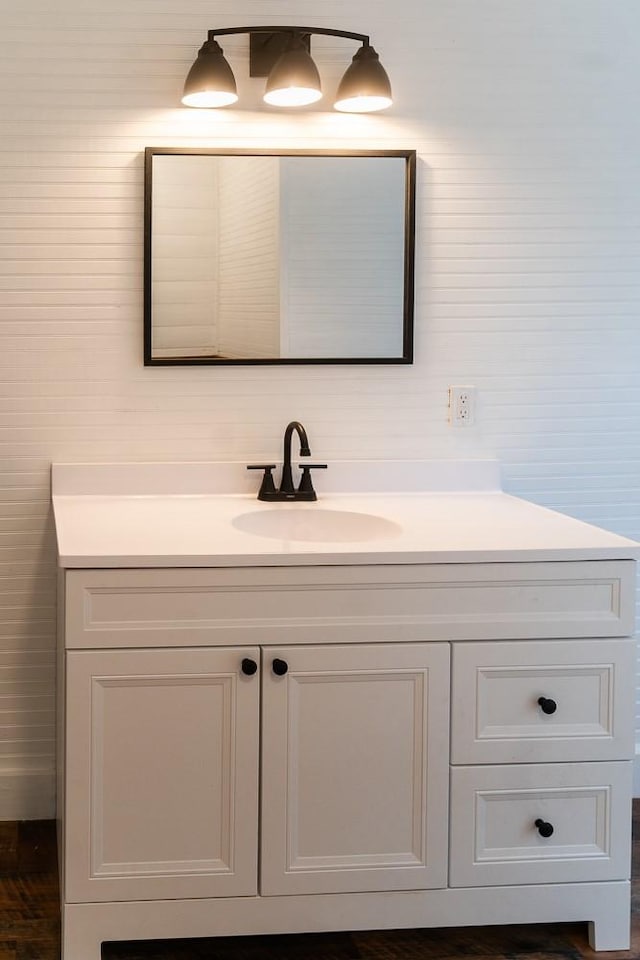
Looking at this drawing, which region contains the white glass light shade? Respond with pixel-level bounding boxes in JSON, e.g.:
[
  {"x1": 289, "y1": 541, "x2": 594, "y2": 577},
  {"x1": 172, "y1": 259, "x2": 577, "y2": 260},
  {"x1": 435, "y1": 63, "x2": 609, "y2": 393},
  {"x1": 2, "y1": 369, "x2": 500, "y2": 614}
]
[
  {"x1": 264, "y1": 37, "x2": 322, "y2": 107},
  {"x1": 182, "y1": 89, "x2": 238, "y2": 108},
  {"x1": 333, "y1": 44, "x2": 392, "y2": 113},
  {"x1": 264, "y1": 86, "x2": 322, "y2": 107},
  {"x1": 182, "y1": 39, "x2": 238, "y2": 108}
]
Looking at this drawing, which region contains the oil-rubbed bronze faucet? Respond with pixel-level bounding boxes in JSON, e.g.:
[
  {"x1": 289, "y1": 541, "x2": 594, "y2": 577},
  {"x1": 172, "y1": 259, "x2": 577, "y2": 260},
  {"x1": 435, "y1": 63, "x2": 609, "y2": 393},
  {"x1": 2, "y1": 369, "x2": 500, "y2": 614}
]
[{"x1": 247, "y1": 421, "x2": 326, "y2": 501}]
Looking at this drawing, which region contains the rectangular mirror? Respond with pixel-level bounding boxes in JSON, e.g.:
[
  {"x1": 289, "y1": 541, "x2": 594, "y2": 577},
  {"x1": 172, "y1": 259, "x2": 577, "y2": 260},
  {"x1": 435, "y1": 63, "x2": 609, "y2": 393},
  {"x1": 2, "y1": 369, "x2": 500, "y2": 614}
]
[{"x1": 144, "y1": 148, "x2": 415, "y2": 365}]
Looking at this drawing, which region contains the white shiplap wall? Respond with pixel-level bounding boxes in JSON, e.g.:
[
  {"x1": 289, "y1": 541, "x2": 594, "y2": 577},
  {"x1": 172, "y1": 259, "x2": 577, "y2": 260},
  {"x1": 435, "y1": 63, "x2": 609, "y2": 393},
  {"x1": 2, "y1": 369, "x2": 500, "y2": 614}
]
[{"x1": 1, "y1": 0, "x2": 639, "y2": 818}]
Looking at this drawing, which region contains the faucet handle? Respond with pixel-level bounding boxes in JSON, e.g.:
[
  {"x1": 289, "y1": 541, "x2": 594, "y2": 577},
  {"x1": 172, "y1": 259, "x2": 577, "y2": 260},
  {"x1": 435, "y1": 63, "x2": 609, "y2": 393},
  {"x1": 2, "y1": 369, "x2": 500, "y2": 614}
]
[
  {"x1": 247, "y1": 464, "x2": 277, "y2": 500},
  {"x1": 297, "y1": 463, "x2": 327, "y2": 501}
]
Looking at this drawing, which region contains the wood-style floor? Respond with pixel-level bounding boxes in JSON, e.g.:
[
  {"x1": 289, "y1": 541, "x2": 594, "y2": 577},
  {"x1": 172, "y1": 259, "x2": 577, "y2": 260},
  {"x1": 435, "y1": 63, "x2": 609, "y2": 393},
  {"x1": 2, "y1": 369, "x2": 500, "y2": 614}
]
[{"x1": 1, "y1": 806, "x2": 639, "y2": 960}]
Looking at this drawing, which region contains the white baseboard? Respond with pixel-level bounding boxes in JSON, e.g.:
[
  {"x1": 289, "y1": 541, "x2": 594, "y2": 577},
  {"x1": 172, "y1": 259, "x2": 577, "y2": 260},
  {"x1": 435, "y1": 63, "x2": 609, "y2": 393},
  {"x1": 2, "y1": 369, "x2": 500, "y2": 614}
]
[
  {"x1": 0, "y1": 760, "x2": 55, "y2": 820},
  {"x1": 634, "y1": 746, "x2": 640, "y2": 798}
]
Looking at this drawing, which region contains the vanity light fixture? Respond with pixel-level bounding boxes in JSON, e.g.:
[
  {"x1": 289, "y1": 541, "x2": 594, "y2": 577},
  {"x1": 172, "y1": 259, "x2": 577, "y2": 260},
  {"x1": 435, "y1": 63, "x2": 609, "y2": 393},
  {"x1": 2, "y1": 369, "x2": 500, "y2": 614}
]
[{"x1": 182, "y1": 26, "x2": 393, "y2": 112}]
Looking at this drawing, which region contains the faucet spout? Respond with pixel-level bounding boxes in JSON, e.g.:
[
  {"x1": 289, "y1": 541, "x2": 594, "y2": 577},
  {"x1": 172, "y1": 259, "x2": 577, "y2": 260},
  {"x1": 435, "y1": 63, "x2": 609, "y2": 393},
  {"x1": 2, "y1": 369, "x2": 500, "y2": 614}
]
[{"x1": 280, "y1": 421, "x2": 311, "y2": 495}]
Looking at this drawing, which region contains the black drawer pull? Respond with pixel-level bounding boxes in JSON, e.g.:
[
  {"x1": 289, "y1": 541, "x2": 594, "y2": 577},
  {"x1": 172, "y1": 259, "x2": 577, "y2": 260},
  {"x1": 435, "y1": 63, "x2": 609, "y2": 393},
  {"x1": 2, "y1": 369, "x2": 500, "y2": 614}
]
[
  {"x1": 535, "y1": 818, "x2": 554, "y2": 838},
  {"x1": 272, "y1": 658, "x2": 289, "y2": 676},
  {"x1": 538, "y1": 696, "x2": 557, "y2": 715},
  {"x1": 241, "y1": 658, "x2": 258, "y2": 676}
]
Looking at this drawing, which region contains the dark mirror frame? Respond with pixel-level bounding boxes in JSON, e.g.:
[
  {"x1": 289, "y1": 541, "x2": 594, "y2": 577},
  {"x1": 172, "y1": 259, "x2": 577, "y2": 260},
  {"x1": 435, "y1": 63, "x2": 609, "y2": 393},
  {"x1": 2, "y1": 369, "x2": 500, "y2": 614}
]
[{"x1": 143, "y1": 147, "x2": 416, "y2": 366}]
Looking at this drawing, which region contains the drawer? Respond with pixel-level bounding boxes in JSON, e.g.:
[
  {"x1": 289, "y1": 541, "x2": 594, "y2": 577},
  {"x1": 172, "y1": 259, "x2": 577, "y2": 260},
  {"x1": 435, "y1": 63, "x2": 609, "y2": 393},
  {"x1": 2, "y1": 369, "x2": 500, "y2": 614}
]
[
  {"x1": 451, "y1": 639, "x2": 635, "y2": 763},
  {"x1": 63, "y1": 561, "x2": 635, "y2": 649},
  {"x1": 449, "y1": 761, "x2": 632, "y2": 887}
]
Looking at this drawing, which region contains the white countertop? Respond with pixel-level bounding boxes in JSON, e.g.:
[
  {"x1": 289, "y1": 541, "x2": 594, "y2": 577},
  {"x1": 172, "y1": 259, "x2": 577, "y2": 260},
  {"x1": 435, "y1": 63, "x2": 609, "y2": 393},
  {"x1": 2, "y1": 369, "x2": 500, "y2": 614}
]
[{"x1": 51, "y1": 460, "x2": 640, "y2": 569}]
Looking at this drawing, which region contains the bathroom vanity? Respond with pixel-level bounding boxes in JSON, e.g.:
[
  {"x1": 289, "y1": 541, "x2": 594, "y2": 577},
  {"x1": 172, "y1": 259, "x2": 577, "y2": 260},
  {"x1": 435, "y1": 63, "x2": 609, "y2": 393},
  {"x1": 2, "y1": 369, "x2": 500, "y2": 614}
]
[{"x1": 52, "y1": 460, "x2": 639, "y2": 959}]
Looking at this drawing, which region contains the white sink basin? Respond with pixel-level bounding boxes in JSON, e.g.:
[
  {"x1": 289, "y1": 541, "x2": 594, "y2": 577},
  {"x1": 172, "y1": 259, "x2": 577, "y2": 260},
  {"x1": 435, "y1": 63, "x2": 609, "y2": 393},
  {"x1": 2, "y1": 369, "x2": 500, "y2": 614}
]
[{"x1": 231, "y1": 508, "x2": 403, "y2": 543}]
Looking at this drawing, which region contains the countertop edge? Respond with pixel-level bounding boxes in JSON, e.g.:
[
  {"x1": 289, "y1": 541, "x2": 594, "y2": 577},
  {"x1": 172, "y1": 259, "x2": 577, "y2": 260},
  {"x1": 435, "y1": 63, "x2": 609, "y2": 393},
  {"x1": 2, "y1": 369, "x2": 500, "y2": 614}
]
[{"x1": 56, "y1": 546, "x2": 640, "y2": 569}]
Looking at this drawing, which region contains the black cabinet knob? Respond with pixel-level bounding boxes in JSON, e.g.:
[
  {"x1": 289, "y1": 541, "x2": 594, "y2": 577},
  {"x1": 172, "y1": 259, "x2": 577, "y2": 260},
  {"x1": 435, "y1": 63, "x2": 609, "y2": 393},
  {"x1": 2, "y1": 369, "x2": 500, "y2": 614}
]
[
  {"x1": 272, "y1": 658, "x2": 288, "y2": 676},
  {"x1": 538, "y1": 696, "x2": 557, "y2": 715},
  {"x1": 241, "y1": 658, "x2": 258, "y2": 676},
  {"x1": 535, "y1": 818, "x2": 554, "y2": 838}
]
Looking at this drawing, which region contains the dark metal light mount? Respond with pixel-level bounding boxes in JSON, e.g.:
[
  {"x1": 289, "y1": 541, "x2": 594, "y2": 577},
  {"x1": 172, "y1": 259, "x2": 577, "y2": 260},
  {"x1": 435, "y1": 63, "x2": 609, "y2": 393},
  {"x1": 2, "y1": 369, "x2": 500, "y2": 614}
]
[
  {"x1": 182, "y1": 25, "x2": 393, "y2": 112},
  {"x1": 248, "y1": 30, "x2": 313, "y2": 78}
]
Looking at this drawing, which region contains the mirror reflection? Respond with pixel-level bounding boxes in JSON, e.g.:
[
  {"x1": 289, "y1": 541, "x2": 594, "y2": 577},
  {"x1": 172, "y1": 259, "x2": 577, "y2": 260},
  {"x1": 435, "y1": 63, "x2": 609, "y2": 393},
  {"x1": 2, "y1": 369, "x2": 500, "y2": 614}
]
[{"x1": 144, "y1": 149, "x2": 415, "y2": 365}]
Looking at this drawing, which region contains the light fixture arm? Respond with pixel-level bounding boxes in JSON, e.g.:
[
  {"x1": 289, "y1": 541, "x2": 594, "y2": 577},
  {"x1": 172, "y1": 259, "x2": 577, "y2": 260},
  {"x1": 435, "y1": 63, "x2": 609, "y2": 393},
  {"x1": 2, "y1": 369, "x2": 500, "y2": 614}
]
[
  {"x1": 207, "y1": 26, "x2": 372, "y2": 78},
  {"x1": 205, "y1": 26, "x2": 371, "y2": 46}
]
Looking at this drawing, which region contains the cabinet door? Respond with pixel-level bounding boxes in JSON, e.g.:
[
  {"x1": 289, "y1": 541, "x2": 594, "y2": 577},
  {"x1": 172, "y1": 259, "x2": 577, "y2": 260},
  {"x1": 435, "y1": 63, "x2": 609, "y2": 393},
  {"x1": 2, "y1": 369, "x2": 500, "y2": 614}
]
[
  {"x1": 65, "y1": 647, "x2": 260, "y2": 903},
  {"x1": 261, "y1": 642, "x2": 450, "y2": 895}
]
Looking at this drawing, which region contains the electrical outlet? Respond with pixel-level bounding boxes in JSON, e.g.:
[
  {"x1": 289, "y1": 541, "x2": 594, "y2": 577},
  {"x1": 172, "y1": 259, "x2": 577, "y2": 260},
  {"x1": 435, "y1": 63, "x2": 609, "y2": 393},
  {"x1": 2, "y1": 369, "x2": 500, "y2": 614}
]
[{"x1": 448, "y1": 385, "x2": 476, "y2": 427}]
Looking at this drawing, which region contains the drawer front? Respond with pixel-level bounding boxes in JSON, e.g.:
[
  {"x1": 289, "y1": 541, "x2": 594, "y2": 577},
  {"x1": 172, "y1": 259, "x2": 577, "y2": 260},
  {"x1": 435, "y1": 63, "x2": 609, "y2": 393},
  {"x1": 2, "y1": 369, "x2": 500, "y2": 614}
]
[
  {"x1": 451, "y1": 639, "x2": 635, "y2": 764},
  {"x1": 449, "y1": 761, "x2": 632, "y2": 887},
  {"x1": 63, "y1": 560, "x2": 635, "y2": 649}
]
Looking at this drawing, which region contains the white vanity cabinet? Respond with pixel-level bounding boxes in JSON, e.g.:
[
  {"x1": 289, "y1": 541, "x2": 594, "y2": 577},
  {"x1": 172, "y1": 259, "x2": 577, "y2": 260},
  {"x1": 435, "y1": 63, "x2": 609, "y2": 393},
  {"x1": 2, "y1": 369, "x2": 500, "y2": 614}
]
[{"x1": 57, "y1": 559, "x2": 637, "y2": 960}]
